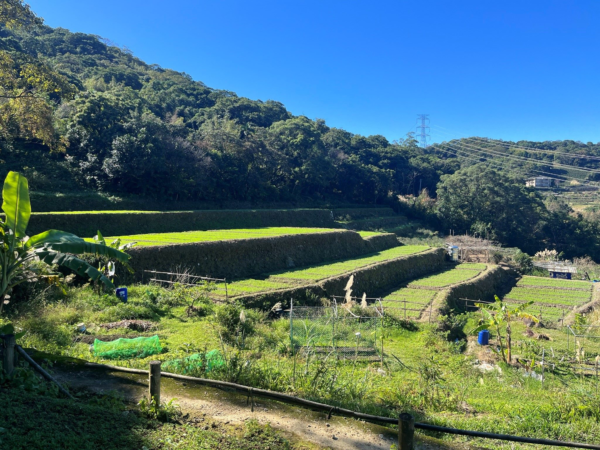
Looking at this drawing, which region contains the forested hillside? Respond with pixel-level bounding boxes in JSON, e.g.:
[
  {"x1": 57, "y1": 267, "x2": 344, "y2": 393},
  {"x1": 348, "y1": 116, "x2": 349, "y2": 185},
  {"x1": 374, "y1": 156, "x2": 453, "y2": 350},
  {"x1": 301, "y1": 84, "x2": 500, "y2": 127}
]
[
  {"x1": 0, "y1": 22, "x2": 456, "y2": 205},
  {"x1": 2, "y1": 1, "x2": 600, "y2": 261}
]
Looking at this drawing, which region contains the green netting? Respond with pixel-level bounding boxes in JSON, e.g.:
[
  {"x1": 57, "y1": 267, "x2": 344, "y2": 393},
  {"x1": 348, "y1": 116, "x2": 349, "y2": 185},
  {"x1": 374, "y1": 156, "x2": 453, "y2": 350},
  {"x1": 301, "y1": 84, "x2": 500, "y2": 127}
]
[
  {"x1": 93, "y1": 335, "x2": 162, "y2": 359},
  {"x1": 162, "y1": 350, "x2": 224, "y2": 374}
]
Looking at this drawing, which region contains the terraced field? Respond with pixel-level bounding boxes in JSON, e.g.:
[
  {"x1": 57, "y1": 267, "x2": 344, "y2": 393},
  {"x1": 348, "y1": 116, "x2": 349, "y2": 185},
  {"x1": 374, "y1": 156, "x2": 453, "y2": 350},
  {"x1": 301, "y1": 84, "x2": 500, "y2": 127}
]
[
  {"x1": 218, "y1": 245, "x2": 429, "y2": 298},
  {"x1": 270, "y1": 245, "x2": 429, "y2": 282},
  {"x1": 86, "y1": 227, "x2": 378, "y2": 247},
  {"x1": 502, "y1": 276, "x2": 593, "y2": 322},
  {"x1": 382, "y1": 263, "x2": 488, "y2": 320},
  {"x1": 408, "y1": 264, "x2": 486, "y2": 289},
  {"x1": 381, "y1": 289, "x2": 438, "y2": 319}
]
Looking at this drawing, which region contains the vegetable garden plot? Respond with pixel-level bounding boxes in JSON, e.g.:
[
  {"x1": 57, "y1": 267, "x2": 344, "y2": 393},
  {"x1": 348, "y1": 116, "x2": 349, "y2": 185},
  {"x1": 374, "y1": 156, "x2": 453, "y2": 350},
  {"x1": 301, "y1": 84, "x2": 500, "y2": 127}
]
[
  {"x1": 408, "y1": 265, "x2": 485, "y2": 289},
  {"x1": 289, "y1": 303, "x2": 383, "y2": 361},
  {"x1": 382, "y1": 288, "x2": 437, "y2": 320},
  {"x1": 517, "y1": 276, "x2": 592, "y2": 290},
  {"x1": 502, "y1": 277, "x2": 593, "y2": 323}
]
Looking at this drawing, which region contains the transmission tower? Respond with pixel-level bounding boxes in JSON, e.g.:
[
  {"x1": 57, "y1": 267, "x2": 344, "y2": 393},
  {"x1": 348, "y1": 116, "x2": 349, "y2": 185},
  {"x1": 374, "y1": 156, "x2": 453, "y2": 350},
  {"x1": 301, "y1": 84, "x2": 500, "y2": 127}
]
[{"x1": 416, "y1": 114, "x2": 430, "y2": 148}]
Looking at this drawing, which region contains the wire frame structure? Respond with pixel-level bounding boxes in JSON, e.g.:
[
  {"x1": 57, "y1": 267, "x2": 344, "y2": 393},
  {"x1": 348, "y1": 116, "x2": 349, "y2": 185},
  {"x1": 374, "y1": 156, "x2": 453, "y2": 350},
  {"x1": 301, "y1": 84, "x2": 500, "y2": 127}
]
[
  {"x1": 288, "y1": 299, "x2": 384, "y2": 362},
  {"x1": 567, "y1": 325, "x2": 600, "y2": 357},
  {"x1": 144, "y1": 270, "x2": 228, "y2": 300}
]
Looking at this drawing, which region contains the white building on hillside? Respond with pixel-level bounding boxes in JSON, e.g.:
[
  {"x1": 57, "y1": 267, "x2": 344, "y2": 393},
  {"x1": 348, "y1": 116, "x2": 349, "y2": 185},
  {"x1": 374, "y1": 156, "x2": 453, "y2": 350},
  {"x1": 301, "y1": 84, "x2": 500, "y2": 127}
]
[{"x1": 526, "y1": 177, "x2": 554, "y2": 188}]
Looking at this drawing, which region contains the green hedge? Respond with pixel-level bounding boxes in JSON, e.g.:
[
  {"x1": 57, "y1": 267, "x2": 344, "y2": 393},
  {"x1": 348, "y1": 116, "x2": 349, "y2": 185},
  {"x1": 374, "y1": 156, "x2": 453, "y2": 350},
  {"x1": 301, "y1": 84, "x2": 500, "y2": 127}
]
[
  {"x1": 120, "y1": 231, "x2": 399, "y2": 283},
  {"x1": 25, "y1": 209, "x2": 336, "y2": 237}
]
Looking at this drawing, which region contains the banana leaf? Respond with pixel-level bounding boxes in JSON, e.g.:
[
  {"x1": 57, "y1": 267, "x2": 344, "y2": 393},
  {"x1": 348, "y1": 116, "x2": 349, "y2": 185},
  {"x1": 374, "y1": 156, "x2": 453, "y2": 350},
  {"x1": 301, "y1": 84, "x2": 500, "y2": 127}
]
[
  {"x1": 36, "y1": 250, "x2": 115, "y2": 290},
  {"x1": 2, "y1": 171, "x2": 31, "y2": 239},
  {"x1": 27, "y1": 231, "x2": 130, "y2": 262}
]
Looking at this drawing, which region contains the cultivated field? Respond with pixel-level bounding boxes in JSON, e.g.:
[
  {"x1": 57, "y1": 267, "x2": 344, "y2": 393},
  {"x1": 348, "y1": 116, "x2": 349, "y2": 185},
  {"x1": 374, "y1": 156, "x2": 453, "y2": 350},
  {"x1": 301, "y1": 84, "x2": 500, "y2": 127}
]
[
  {"x1": 86, "y1": 227, "x2": 370, "y2": 247},
  {"x1": 502, "y1": 276, "x2": 593, "y2": 322},
  {"x1": 381, "y1": 263, "x2": 488, "y2": 320},
  {"x1": 408, "y1": 264, "x2": 486, "y2": 289}
]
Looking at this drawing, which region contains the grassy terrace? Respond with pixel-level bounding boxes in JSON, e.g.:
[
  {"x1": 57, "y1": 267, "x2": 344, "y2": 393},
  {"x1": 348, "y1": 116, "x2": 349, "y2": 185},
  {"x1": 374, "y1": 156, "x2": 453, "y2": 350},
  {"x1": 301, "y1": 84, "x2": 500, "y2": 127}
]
[
  {"x1": 408, "y1": 264, "x2": 486, "y2": 289},
  {"x1": 382, "y1": 289, "x2": 438, "y2": 319},
  {"x1": 218, "y1": 245, "x2": 429, "y2": 298},
  {"x1": 381, "y1": 263, "x2": 487, "y2": 319},
  {"x1": 502, "y1": 276, "x2": 593, "y2": 322},
  {"x1": 84, "y1": 227, "x2": 372, "y2": 247}
]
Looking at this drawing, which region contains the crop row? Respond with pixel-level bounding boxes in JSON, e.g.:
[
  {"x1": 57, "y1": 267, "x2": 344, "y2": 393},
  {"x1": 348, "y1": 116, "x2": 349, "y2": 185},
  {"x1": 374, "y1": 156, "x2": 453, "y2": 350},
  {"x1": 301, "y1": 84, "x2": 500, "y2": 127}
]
[
  {"x1": 506, "y1": 287, "x2": 590, "y2": 302},
  {"x1": 270, "y1": 246, "x2": 429, "y2": 281},
  {"x1": 517, "y1": 276, "x2": 592, "y2": 290},
  {"x1": 409, "y1": 267, "x2": 483, "y2": 288}
]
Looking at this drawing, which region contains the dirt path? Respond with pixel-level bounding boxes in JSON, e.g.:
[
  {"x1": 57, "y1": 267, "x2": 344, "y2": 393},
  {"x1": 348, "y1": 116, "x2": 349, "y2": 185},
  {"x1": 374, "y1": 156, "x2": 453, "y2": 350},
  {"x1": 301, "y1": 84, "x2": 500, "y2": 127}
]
[{"x1": 53, "y1": 365, "x2": 468, "y2": 450}]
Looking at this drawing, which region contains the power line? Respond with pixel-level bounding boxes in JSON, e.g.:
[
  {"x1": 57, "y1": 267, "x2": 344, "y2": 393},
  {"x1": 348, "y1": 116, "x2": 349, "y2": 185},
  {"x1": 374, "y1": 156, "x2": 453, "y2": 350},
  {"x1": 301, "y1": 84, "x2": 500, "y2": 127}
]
[
  {"x1": 430, "y1": 125, "x2": 600, "y2": 162},
  {"x1": 468, "y1": 137, "x2": 600, "y2": 162},
  {"x1": 429, "y1": 143, "x2": 589, "y2": 183},
  {"x1": 432, "y1": 137, "x2": 600, "y2": 175}
]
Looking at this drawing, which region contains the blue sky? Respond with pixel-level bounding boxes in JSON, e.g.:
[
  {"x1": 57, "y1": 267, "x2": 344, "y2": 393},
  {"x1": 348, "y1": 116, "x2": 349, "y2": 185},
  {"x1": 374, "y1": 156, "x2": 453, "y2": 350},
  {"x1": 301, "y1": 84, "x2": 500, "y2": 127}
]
[{"x1": 27, "y1": 0, "x2": 600, "y2": 144}]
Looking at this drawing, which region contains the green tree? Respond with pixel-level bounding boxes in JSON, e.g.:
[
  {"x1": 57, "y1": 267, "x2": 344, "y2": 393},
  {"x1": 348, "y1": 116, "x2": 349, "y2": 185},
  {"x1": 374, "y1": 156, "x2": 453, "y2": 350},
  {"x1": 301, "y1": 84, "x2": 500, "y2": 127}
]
[{"x1": 436, "y1": 164, "x2": 546, "y2": 251}]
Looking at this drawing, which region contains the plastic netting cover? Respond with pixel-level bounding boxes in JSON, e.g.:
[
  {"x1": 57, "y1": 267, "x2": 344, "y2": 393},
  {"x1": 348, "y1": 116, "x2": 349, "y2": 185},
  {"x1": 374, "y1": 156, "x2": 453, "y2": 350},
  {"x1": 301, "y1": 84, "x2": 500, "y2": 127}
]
[
  {"x1": 93, "y1": 335, "x2": 162, "y2": 359},
  {"x1": 162, "y1": 350, "x2": 224, "y2": 374}
]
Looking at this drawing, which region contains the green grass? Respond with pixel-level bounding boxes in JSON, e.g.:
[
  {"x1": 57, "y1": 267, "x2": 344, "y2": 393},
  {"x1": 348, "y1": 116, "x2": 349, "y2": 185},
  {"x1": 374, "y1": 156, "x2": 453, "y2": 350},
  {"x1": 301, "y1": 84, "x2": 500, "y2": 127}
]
[
  {"x1": 83, "y1": 228, "x2": 383, "y2": 247},
  {"x1": 409, "y1": 265, "x2": 485, "y2": 289},
  {"x1": 86, "y1": 227, "x2": 346, "y2": 247}
]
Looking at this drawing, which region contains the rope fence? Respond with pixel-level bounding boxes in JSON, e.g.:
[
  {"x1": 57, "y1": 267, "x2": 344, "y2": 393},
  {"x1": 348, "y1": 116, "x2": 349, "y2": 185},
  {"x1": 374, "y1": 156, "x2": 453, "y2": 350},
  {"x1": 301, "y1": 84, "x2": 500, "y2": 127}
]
[{"x1": 2, "y1": 335, "x2": 600, "y2": 449}]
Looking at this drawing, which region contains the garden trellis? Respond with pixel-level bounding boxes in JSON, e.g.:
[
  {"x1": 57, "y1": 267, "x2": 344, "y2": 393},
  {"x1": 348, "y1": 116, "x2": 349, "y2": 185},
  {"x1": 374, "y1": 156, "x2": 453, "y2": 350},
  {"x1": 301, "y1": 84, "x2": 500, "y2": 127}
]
[{"x1": 288, "y1": 298, "x2": 384, "y2": 362}]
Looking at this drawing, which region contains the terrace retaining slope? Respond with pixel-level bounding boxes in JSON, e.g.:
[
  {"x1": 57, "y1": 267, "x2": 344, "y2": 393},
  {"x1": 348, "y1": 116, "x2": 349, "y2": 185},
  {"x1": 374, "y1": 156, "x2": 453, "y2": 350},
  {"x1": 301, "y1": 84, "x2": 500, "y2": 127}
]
[
  {"x1": 564, "y1": 282, "x2": 600, "y2": 325},
  {"x1": 25, "y1": 209, "x2": 336, "y2": 237},
  {"x1": 122, "y1": 231, "x2": 399, "y2": 283},
  {"x1": 429, "y1": 265, "x2": 517, "y2": 320},
  {"x1": 238, "y1": 247, "x2": 446, "y2": 309}
]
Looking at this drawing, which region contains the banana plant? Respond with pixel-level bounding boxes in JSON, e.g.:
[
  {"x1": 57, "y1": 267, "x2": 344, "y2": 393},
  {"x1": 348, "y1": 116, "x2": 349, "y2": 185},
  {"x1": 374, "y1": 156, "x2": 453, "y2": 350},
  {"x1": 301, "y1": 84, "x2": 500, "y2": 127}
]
[
  {"x1": 470, "y1": 295, "x2": 538, "y2": 363},
  {"x1": 0, "y1": 171, "x2": 130, "y2": 315}
]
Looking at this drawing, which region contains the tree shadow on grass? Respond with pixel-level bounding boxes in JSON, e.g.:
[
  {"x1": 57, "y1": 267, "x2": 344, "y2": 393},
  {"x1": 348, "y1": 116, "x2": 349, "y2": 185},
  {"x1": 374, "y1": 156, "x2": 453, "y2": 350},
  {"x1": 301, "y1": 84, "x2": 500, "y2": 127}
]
[{"x1": 0, "y1": 387, "x2": 150, "y2": 450}]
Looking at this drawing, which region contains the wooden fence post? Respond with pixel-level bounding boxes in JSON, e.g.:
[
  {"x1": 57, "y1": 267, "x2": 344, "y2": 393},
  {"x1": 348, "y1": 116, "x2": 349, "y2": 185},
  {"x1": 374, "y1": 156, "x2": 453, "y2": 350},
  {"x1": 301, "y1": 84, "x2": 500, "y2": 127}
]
[
  {"x1": 398, "y1": 413, "x2": 415, "y2": 450},
  {"x1": 2, "y1": 334, "x2": 16, "y2": 377},
  {"x1": 149, "y1": 361, "x2": 161, "y2": 404}
]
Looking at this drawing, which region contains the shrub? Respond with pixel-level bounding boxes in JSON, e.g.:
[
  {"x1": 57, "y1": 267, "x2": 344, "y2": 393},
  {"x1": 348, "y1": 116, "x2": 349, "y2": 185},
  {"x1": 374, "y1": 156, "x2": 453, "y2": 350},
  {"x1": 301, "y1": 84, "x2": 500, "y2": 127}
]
[{"x1": 215, "y1": 303, "x2": 261, "y2": 347}]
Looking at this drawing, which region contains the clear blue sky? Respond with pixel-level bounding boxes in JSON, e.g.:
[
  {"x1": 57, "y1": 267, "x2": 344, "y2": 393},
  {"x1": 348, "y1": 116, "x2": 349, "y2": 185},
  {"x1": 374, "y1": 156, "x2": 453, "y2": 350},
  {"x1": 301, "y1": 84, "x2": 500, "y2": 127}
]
[{"x1": 27, "y1": 0, "x2": 600, "y2": 144}]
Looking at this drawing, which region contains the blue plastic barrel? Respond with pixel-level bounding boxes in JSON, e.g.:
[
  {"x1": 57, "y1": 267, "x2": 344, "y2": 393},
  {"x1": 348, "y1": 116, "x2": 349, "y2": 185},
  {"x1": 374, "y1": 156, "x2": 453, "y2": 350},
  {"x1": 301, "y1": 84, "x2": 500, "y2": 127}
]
[
  {"x1": 116, "y1": 287, "x2": 128, "y2": 302},
  {"x1": 478, "y1": 330, "x2": 490, "y2": 345}
]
